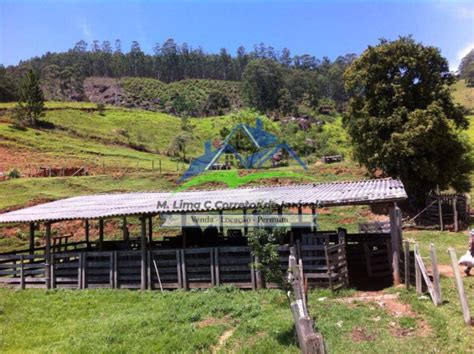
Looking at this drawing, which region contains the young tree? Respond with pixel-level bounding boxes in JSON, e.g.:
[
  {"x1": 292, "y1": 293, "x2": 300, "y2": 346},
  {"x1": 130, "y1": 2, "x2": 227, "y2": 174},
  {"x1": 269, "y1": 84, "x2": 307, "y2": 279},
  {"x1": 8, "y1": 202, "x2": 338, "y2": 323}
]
[
  {"x1": 13, "y1": 69, "x2": 45, "y2": 127},
  {"x1": 344, "y1": 37, "x2": 473, "y2": 206},
  {"x1": 242, "y1": 59, "x2": 283, "y2": 112}
]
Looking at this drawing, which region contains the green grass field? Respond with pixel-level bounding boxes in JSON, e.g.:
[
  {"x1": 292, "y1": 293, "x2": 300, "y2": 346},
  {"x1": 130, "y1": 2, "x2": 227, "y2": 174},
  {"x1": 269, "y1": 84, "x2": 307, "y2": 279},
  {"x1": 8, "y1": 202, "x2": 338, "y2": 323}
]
[
  {"x1": 452, "y1": 80, "x2": 474, "y2": 113},
  {"x1": 0, "y1": 227, "x2": 472, "y2": 353}
]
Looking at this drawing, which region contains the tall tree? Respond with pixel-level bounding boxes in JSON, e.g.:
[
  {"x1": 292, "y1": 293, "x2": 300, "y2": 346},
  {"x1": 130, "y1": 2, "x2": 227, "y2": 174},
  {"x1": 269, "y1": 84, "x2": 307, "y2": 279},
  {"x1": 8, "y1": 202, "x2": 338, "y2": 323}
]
[
  {"x1": 344, "y1": 37, "x2": 472, "y2": 206},
  {"x1": 13, "y1": 69, "x2": 45, "y2": 127},
  {"x1": 242, "y1": 59, "x2": 284, "y2": 112}
]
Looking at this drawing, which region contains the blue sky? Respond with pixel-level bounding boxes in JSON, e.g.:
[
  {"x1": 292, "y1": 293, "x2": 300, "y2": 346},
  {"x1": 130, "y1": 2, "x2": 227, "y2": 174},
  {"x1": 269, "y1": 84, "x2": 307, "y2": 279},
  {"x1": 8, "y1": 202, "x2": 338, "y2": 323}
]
[{"x1": 1, "y1": 0, "x2": 473, "y2": 70}]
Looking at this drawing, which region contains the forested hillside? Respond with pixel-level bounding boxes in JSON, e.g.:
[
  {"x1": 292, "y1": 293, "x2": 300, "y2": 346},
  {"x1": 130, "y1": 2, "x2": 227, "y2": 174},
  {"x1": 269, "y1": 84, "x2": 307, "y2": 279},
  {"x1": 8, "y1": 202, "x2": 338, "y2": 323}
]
[{"x1": 0, "y1": 39, "x2": 355, "y2": 115}]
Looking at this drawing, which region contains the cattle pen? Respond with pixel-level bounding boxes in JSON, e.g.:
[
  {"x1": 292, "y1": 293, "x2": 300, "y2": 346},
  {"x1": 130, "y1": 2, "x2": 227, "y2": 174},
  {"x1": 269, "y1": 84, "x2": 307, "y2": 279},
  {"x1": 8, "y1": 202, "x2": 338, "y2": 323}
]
[{"x1": 0, "y1": 178, "x2": 407, "y2": 291}]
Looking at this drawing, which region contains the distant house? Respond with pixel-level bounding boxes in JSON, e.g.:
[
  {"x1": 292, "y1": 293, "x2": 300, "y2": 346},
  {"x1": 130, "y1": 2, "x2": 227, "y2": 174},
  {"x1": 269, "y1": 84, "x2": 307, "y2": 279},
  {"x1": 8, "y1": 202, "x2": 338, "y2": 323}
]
[{"x1": 179, "y1": 118, "x2": 307, "y2": 182}]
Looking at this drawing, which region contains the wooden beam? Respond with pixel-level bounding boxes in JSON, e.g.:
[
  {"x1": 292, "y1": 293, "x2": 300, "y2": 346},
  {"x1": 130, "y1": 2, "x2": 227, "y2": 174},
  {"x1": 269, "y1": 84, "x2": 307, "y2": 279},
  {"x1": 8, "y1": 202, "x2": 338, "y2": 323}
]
[
  {"x1": 84, "y1": 220, "x2": 90, "y2": 248},
  {"x1": 219, "y1": 210, "x2": 224, "y2": 235},
  {"x1": 140, "y1": 216, "x2": 147, "y2": 290},
  {"x1": 181, "y1": 213, "x2": 187, "y2": 249},
  {"x1": 298, "y1": 206, "x2": 303, "y2": 225},
  {"x1": 311, "y1": 207, "x2": 316, "y2": 232},
  {"x1": 389, "y1": 204, "x2": 401, "y2": 285},
  {"x1": 448, "y1": 248, "x2": 472, "y2": 326},
  {"x1": 122, "y1": 217, "x2": 128, "y2": 241},
  {"x1": 99, "y1": 219, "x2": 104, "y2": 250},
  {"x1": 243, "y1": 209, "x2": 248, "y2": 236},
  {"x1": 45, "y1": 222, "x2": 52, "y2": 289},
  {"x1": 29, "y1": 222, "x2": 35, "y2": 255},
  {"x1": 148, "y1": 217, "x2": 153, "y2": 246}
]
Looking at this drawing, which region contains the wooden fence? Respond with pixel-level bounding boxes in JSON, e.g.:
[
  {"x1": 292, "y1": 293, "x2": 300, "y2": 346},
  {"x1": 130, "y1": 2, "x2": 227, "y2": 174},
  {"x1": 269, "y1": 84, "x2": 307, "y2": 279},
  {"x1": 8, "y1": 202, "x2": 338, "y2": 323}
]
[{"x1": 0, "y1": 246, "x2": 289, "y2": 290}]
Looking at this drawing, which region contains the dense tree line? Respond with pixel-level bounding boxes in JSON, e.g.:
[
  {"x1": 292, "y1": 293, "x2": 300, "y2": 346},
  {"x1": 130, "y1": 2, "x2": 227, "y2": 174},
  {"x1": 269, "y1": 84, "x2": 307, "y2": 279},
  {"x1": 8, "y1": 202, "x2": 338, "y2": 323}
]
[{"x1": 0, "y1": 39, "x2": 355, "y2": 109}]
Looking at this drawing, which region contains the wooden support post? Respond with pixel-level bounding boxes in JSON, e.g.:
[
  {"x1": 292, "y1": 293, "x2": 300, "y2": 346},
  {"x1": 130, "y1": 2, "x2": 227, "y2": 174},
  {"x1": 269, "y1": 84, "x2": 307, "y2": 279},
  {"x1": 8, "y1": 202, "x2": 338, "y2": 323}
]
[
  {"x1": 448, "y1": 248, "x2": 472, "y2": 326},
  {"x1": 148, "y1": 217, "x2": 153, "y2": 246},
  {"x1": 45, "y1": 222, "x2": 51, "y2": 289},
  {"x1": 82, "y1": 253, "x2": 88, "y2": 289},
  {"x1": 122, "y1": 217, "x2": 128, "y2": 241},
  {"x1": 152, "y1": 159, "x2": 155, "y2": 172},
  {"x1": 255, "y1": 255, "x2": 263, "y2": 290},
  {"x1": 453, "y1": 197, "x2": 459, "y2": 232},
  {"x1": 180, "y1": 249, "x2": 188, "y2": 290},
  {"x1": 214, "y1": 248, "x2": 220, "y2": 286},
  {"x1": 78, "y1": 252, "x2": 83, "y2": 289},
  {"x1": 140, "y1": 216, "x2": 147, "y2": 290},
  {"x1": 243, "y1": 209, "x2": 248, "y2": 236},
  {"x1": 311, "y1": 207, "x2": 316, "y2": 232},
  {"x1": 430, "y1": 244, "x2": 442, "y2": 304},
  {"x1": 159, "y1": 159, "x2": 162, "y2": 174},
  {"x1": 147, "y1": 251, "x2": 152, "y2": 290},
  {"x1": 84, "y1": 220, "x2": 90, "y2": 249},
  {"x1": 389, "y1": 204, "x2": 401, "y2": 285},
  {"x1": 99, "y1": 219, "x2": 104, "y2": 250},
  {"x1": 404, "y1": 241, "x2": 410, "y2": 289},
  {"x1": 437, "y1": 187, "x2": 444, "y2": 231},
  {"x1": 277, "y1": 206, "x2": 283, "y2": 216},
  {"x1": 414, "y1": 244, "x2": 422, "y2": 294},
  {"x1": 181, "y1": 213, "x2": 187, "y2": 249},
  {"x1": 29, "y1": 222, "x2": 35, "y2": 255},
  {"x1": 176, "y1": 250, "x2": 182, "y2": 289},
  {"x1": 219, "y1": 210, "x2": 224, "y2": 236},
  {"x1": 51, "y1": 255, "x2": 56, "y2": 289},
  {"x1": 298, "y1": 206, "x2": 303, "y2": 225},
  {"x1": 113, "y1": 251, "x2": 118, "y2": 289}
]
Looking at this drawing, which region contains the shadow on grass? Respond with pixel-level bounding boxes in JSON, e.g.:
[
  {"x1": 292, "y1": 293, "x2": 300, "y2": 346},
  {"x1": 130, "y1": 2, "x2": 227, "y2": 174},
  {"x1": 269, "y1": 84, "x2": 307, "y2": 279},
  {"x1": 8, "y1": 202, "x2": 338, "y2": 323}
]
[{"x1": 275, "y1": 326, "x2": 297, "y2": 347}]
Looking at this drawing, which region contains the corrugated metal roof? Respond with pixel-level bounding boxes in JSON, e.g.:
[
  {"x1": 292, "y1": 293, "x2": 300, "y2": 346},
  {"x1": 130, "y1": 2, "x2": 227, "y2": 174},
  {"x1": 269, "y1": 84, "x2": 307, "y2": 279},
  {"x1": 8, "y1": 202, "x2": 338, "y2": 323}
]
[{"x1": 0, "y1": 178, "x2": 407, "y2": 224}]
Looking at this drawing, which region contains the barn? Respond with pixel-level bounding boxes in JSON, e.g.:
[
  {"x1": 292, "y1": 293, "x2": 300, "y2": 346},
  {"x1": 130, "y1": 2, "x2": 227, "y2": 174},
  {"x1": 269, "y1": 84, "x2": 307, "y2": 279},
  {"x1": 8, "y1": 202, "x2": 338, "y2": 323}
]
[{"x1": 0, "y1": 178, "x2": 407, "y2": 290}]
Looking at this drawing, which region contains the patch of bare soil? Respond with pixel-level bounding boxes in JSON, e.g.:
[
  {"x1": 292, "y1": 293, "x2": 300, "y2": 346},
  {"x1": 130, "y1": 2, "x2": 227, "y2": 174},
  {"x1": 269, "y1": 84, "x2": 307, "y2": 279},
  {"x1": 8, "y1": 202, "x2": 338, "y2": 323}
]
[
  {"x1": 340, "y1": 291, "x2": 432, "y2": 339},
  {"x1": 351, "y1": 327, "x2": 376, "y2": 342},
  {"x1": 196, "y1": 316, "x2": 230, "y2": 329}
]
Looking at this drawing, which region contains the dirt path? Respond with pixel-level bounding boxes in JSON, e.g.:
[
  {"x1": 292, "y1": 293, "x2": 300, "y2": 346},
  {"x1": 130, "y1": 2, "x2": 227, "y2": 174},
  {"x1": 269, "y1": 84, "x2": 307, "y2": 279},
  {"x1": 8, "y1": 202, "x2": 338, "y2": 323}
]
[{"x1": 212, "y1": 328, "x2": 236, "y2": 353}]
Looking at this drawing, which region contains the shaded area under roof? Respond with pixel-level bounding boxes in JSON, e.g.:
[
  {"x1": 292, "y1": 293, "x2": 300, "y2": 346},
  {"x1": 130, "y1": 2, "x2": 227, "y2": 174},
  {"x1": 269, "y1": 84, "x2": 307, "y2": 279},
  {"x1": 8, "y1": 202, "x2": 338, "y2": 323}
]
[{"x1": 0, "y1": 178, "x2": 407, "y2": 224}]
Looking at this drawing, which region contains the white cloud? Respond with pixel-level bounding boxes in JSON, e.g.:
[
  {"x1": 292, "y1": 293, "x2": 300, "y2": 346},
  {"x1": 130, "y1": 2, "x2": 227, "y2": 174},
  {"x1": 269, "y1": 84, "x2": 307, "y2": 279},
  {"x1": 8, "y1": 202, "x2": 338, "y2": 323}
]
[
  {"x1": 450, "y1": 42, "x2": 474, "y2": 72},
  {"x1": 80, "y1": 22, "x2": 93, "y2": 41}
]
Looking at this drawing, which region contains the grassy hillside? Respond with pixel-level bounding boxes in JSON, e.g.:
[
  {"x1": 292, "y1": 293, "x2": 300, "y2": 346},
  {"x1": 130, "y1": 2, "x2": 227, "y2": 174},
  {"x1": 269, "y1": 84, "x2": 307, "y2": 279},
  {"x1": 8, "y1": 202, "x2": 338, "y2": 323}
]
[
  {"x1": 0, "y1": 104, "x2": 350, "y2": 176},
  {"x1": 452, "y1": 79, "x2": 474, "y2": 113}
]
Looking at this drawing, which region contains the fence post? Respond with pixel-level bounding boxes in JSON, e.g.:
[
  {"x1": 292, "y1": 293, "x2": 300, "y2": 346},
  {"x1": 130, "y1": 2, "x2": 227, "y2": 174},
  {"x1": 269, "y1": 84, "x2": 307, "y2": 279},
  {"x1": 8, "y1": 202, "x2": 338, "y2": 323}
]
[
  {"x1": 453, "y1": 197, "x2": 459, "y2": 232},
  {"x1": 45, "y1": 223, "x2": 51, "y2": 289},
  {"x1": 430, "y1": 244, "x2": 442, "y2": 304},
  {"x1": 414, "y1": 244, "x2": 422, "y2": 294},
  {"x1": 448, "y1": 248, "x2": 472, "y2": 326},
  {"x1": 404, "y1": 241, "x2": 410, "y2": 289},
  {"x1": 20, "y1": 255, "x2": 25, "y2": 289},
  {"x1": 78, "y1": 252, "x2": 83, "y2": 289},
  {"x1": 437, "y1": 187, "x2": 443, "y2": 231},
  {"x1": 159, "y1": 159, "x2": 162, "y2": 174}
]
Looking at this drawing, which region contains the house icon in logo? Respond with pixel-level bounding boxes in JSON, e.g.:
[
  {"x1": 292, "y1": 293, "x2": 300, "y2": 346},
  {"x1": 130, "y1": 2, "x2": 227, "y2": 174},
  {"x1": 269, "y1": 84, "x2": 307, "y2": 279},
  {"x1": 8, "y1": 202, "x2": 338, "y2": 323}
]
[{"x1": 179, "y1": 118, "x2": 307, "y2": 182}]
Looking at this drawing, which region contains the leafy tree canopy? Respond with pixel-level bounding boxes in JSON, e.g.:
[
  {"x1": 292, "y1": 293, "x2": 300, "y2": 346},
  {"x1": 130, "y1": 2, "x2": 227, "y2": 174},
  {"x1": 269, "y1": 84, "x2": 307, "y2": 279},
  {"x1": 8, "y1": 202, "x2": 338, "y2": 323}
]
[
  {"x1": 242, "y1": 59, "x2": 284, "y2": 112},
  {"x1": 13, "y1": 69, "x2": 45, "y2": 127},
  {"x1": 343, "y1": 36, "x2": 473, "y2": 206}
]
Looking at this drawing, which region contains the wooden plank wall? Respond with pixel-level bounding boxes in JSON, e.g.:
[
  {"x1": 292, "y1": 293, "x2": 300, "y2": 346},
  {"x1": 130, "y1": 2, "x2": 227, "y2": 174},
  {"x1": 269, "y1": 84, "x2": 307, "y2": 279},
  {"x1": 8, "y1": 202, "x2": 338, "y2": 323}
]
[{"x1": 0, "y1": 247, "x2": 285, "y2": 290}]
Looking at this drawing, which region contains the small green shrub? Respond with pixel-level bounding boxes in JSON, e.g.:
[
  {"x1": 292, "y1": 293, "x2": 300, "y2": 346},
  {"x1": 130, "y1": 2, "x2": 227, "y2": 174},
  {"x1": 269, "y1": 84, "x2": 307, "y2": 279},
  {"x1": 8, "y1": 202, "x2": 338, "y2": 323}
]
[{"x1": 8, "y1": 168, "x2": 21, "y2": 179}]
